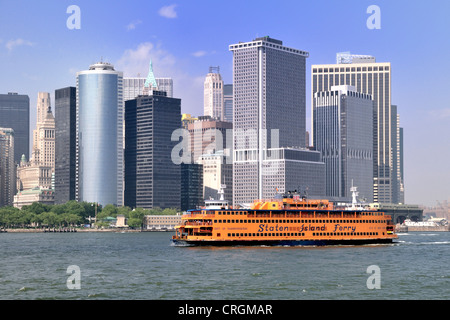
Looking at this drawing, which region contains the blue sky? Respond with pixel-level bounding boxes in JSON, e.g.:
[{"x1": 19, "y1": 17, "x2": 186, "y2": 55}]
[{"x1": 1, "y1": 0, "x2": 449, "y2": 207}]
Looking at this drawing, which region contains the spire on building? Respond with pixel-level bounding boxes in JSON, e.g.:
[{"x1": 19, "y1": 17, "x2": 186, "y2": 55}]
[{"x1": 144, "y1": 60, "x2": 158, "y2": 90}]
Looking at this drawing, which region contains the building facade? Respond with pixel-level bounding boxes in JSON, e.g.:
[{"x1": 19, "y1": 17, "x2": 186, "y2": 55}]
[
  {"x1": 198, "y1": 151, "x2": 233, "y2": 204},
  {"x1": 54, "y1": 87, "x2": 77, "y2": 204},
  {"x1": 0, "y1": 128, "x2": 15, "y2": 207},
  {"x1": 311, "y1": 53, "x2": 402, "y2": 204},
  {"x1": 204, "y1": 67, "x2": 224, "y2": 121},
  {"x1": 0, "y1": 93, "x2": 29, "y2": 163},
  {"x1": 187, "y1": 116, "x2": 232, "y2": 163},
  {"x1": 261, "y1": 148, "x2": 325, "y2": 200},
  {"x1": 76, "y1": 62, "x2": 123, "y2": 207},
  {"x1": 124, "y1": 91, "x2": 181, "y2": 210},
  {"x1": 181, "y1": 163, "x2": 203, "y2": 211},
  {"x1": 229, "y1": 36, "x2": 309, "y2": 205},
  {"x1": 223, "y1": 84, "x2": 233, "y2": 123},
  {"x1": 313, "y1": 85, "x2": 374, "y2": 202},
  {"x1": 31, "y1": 93, "x2": 55, "y2": 169}
]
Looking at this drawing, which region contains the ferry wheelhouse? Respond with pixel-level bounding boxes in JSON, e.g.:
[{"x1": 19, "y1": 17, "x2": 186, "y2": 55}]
[{"x1": 172, "y1": 191, "x2": 397, "y2": 246}]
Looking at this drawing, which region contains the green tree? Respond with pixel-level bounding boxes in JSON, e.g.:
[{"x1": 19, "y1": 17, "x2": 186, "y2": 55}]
[{"x1": 40, "y1": 211, "x2": 59, "y2": 228}]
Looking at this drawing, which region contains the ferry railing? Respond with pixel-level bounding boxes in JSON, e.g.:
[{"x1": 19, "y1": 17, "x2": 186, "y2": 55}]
[{"x1": 184, "y1": 221, "x2": 213, "y2": 226}]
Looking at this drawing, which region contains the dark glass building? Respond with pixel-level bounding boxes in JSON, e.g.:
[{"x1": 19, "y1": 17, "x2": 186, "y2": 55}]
[
  {"x1": 181, "y1": 163, "x2": 203, "y2": 211},
  {"x1": 0, "y1": 93, "x2": 30, "y2": 163},
  {"x1": 54, "y1": 87, "x2": 76, "y2": 204},
  {"x1": 125, "y1": 91, "x2": 181, "y2": 209}
]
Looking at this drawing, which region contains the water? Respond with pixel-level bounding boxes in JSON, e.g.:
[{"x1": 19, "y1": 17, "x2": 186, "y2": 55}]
[{"x1": 0, "y1": 231, "x2": 448, "y2": 300}]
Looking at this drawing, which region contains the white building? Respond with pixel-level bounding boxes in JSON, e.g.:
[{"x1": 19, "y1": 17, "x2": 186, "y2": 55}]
[
  {"x1": 229, "y1": 36, "x2": 310, "y2": 205},
  {"x1": 203, "y1": 67, "x2": 224, "y2": 121}
]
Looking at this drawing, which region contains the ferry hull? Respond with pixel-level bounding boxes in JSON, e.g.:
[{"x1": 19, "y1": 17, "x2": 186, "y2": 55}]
[{"x1": 171, "y1": 238, "x2": 395, "y2": 247}]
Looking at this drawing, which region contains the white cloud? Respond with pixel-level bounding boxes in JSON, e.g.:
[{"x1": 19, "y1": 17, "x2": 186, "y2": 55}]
[
  {"x1": 192, "y1": 50, "x2": 207, "y2": 58},
  {"x1": 6, "y1": 38, "x2": 34, "y2": 51},
  {"x1": 126, "y1": 20, "x2": 142, "y2": 31},
  {"x1": 115, "y1": 42, "x2": 204, "y2": 115},
  {"x1": 429, "y1": 108, "x2": 450, "y2": 119},
  {"x1": 158, "y1": 4, "x2": 178, "y2": 19}
]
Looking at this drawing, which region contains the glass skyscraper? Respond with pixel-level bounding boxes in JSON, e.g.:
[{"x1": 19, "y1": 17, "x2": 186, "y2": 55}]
[
  {"x1": 223, "y1": 84, "x2": 233, "y2": 123},
  {"x1": 312, "y1": 53, "x2": 402, "y2": 203},
  {"x1": 76, "y1": 62, "x2": 123, "y2": 207},
  {"x1": 55, "y1": 87, "x2": 77, "y2": 204},
  {"x1": 0, "y1": 93, "x2": 29, "y2": 163},
  {"x1": 313, "y1": 85, "x2": 374, "y2": 202},
  {"x1": 124, "y1": 91, "x2": 181, "y2": 210}
]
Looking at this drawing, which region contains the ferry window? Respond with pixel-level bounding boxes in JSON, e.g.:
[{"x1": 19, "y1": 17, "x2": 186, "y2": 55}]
[
  {"x1": 240, "y1": 220, "x2": 243, "y2": 223},
  {"x1": 231, "y1": 220, "x2": 235, "y2": 223},
  {"x1": 227, "y1": 219, "x2": 230, "y2": 223},
  {"x1": 228, "y1": 233, "x2": 231, "y2": 237},
  {"x1": 264, "y1": 220, "x2": 267, "y2": 223}
]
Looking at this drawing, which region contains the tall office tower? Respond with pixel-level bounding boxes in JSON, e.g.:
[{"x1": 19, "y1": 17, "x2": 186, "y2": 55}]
[
  {"x1": 54, "y1": 87, "x2": 77, "y2": 204},
  {"x1": 312, "y1": 52, "x2": 400, "y2": 203},
  {"x1": 229, "y1": 36, "x2": 309, "y2": 205},
  {"x1": 0, "y1": 93, "x2": 30, "y2": 163},
  {"x1": 313, "y1": 85, "x2": 374, "y2": 202},
  {"x1": 223, "y1": 84, "x2": 233, "y2": 123},
  {"x1": 36, "y1": 92, "x2": 51, "y2": 127},
  {"x1": 0, "y1": 128, "x2": 15, "y2": 207},
  {"x1": 187, "y1": 116, "x2": 232, "y2": 163},
  {"x1": 76, "y1": 62, "x2": 123, "y2": 207},
  {"x1": 16, "y1": 94, "x2": 55, "y2": 203},
  {"x1": 31, "y1": 94, "x2": 55, "y2": 169},
  {"x1": 181, "y1": 163, "x2": 203, "y2": 211},
  {"x1": 204, "y1": 67, "x2": 224, "y2": 120},
  {"x1": 399, "y1": 126, "x2": 405, "y2": 203},
  {"x1": 124, "y1": 91, "x2": 181, "y2": 209}
]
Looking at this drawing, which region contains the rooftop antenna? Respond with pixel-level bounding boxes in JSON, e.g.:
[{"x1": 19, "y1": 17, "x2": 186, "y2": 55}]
[{"x1": 209, "y1": 66, "x2": 220, "y2": 74}]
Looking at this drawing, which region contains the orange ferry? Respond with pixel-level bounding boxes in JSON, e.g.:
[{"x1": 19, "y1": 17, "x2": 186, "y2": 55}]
[{"x1": 172, "y1": 191, "x2": 397, "y2": 246}]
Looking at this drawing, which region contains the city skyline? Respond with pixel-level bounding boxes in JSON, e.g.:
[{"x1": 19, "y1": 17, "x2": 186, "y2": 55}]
[{"x1": 1, "y1": 0, "x2": 450, "y2": 206}]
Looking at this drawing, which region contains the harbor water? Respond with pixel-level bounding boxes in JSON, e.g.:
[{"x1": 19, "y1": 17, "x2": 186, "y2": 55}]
[{"x1": 0, "y1": 231, "x2": 448, "y2": 300}]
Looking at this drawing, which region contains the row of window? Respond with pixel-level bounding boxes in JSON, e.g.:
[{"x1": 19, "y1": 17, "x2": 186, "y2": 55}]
[
  {"x1": 216, "y1": 211, "x2": 382, "y2": 217},
  {"x1": 226, "y1": 231, "x2": 379, "y2": 238},
  {"x1": 215, "y1": 219, "x2": 384, "y2": 224}
]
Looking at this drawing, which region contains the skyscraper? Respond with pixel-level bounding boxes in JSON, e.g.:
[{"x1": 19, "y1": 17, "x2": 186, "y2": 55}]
[
  {"x1": 124, "y1": 91, "x2": 181, "y2": 209},
  {"x1": 204, "y1": 67, "x2": 224, "y2": 120},
  {"x1": 31, "y1": 93, "x2": 55, "y2": 169},
  {"x1": 16, "y1": 93, "x2": 55, "y2": 205},
  {"x1": 76, "y1": 62, "x2": 123, "y2": 207},
  {"x1": 311, "y1": 52, "x2": 401, "y2": 203},
  {"x1": 223, "y1": 84, "x2": 233, "y2": 123},
  {"x1": 54, "y1": 87, "x2": 77, "y2": 204},
  {"x1": 229, "y1": 36, "x2": 310, "y2": 205},
  {"x1": 0, "y1": 93, "x2": 29, "y2": 163},
  {"x1": 0, "y1": 128, "x2": 15, "y2": 207},
  {"x1": 313, "y1": 85, "x2": 373, "y2": 202}
]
